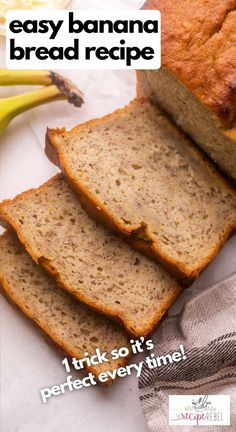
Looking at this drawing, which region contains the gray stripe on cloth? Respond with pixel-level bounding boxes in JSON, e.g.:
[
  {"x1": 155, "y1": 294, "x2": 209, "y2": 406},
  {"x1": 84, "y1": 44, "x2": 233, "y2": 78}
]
[{"x1": 138, "y1": 273, "x2": 236, "y2": 432}]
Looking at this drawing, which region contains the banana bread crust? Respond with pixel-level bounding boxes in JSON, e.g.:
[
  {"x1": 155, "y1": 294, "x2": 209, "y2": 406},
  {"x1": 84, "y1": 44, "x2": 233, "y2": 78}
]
[{"x1": 142, "y1": 0, "x2": 236, "y2": 127}]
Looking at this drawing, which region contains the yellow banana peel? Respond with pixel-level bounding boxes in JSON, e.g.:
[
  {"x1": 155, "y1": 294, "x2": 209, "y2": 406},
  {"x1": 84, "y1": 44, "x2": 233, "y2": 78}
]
[{"x1": 0, "y1": 69, "x2": 84, "y2": 137}]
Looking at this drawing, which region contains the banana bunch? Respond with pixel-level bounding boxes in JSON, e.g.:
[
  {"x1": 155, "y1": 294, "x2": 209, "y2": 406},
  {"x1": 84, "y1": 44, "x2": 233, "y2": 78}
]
[{"x1": 0, "y1": 69, "x2": 84, "y2": 137}]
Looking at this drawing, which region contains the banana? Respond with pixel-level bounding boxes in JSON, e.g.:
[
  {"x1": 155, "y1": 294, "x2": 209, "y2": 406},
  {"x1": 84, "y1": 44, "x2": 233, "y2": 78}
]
[
  {"x1": 0, "y1": 69, "x2": 84, "y2": 137},
  {"x1": 0, "y1": 85, "x2": 63, "y2": 136},
  {"x1": 0, "y1": 69, "x2": 53, "y2": 86}
]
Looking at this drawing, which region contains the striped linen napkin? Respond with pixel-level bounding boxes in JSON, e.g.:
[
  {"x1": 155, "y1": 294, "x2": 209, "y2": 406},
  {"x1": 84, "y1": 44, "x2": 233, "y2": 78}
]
[{"x1": 139, "y1": 273, "x2": 236, "y2": 432}]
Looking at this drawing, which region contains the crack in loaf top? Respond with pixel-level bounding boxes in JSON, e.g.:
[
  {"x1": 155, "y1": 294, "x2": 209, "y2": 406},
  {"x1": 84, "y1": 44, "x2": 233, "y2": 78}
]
[{"x1": 142, "y1": 0, "x2": 236, "y2": 127}]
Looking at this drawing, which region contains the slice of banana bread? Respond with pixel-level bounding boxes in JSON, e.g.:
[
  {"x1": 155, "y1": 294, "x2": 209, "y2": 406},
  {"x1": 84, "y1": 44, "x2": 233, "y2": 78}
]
[
  {"x1": 0, "y1": 176, "x2": 181, "y2": 337},
  {"x1": 45, "y1": 98, "x2": 236, "y2": 282},
  {"x1": 0, "y1": 232, "x2": 132, "y2": 385}
]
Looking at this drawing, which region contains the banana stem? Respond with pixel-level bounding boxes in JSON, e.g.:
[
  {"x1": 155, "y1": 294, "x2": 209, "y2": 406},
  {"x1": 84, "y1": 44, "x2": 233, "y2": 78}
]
[
  {"x1": 0, "y1": 69, "x2": 84, "y2": 107},
  {"x1": 0, "y1": 85, "x2": 65, "y2": 135},
  {"x1": 0, "y1": 69, "x2": 84, "y2": 137},
  {"x1": 0, "y1": 69, "x2": 52, "y2": 86}
]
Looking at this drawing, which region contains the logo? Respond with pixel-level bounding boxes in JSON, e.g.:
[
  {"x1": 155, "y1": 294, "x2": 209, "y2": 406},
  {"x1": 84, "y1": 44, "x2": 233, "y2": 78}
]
[
  {"x1": 192, "y1": 395, "x2": 211, "y2": 411},
  {"x1": 169, "y1": 395, "x2": 230, "y2": 426}
]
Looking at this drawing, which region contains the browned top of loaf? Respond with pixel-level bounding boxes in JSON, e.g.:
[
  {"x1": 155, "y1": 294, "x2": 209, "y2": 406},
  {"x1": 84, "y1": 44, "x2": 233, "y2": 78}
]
[{"x1": 142, "y1": 0, "x2": 236, "y2": 127}]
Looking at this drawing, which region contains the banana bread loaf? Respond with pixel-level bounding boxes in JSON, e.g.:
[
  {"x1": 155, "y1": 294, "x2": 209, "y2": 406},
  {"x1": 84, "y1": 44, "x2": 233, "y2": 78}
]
[{"x1": 137, "y1": 0, "x2": 236, "y2": 180}]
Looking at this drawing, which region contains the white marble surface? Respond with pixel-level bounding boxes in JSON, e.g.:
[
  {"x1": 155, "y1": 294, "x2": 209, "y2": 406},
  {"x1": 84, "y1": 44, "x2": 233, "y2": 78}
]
[{"x1": 1, "y1": 1, "x2": 236, "y2": 431}]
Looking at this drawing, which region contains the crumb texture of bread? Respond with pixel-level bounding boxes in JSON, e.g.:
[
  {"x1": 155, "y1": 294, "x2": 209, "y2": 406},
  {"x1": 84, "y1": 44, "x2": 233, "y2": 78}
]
[
  {"x1": 0, "y1": 232, "x2": 131, "y2": 381},
  {"x1": 0, "y1": 177, "x2": 181, "y2": 337},
  {"x1": 45, "y1": 99, "x2": 236, "y2": 280},
  {"x1": 138, "y1": 0, "x2": 236, "y2": 180}
]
